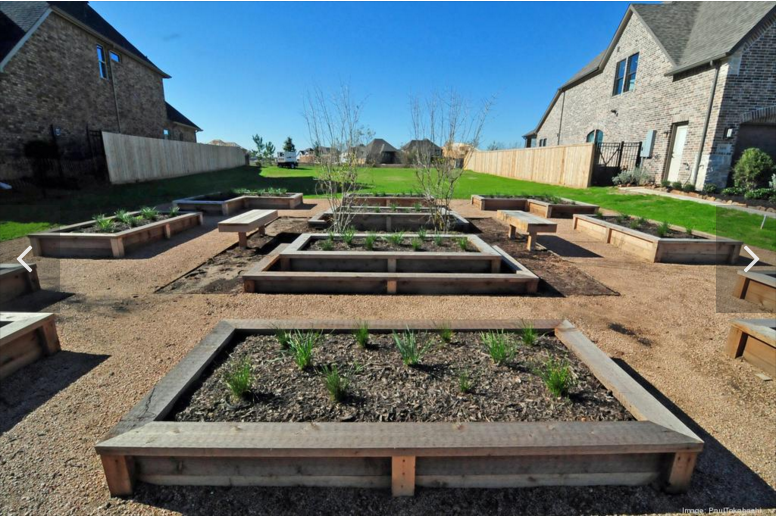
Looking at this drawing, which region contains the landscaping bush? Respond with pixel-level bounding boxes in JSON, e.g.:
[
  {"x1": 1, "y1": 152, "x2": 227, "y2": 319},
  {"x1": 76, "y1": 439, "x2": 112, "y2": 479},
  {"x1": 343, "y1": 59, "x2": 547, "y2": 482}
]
[
  {"x1": 702, "y1": 184, "x2": 718, "y2": 194},
  {"x1": 721, "y1": 186, "x2": 744, "y2": 196},
  {"x1": 744, "y1": 188, "x2": 774, "y2": 200},
  {"x1": 612, "y1": 167, "x2": 653, "y2": 186},
  {"x1": 660, "y1": 180, "x2": 671, "y2": 188},
  {"x1": 733, "y1": 148, "x2": 774, "y2": 190},
  {"x1": 681, "y1": 183, "x2": 695, "y2": 193},
  {"x1": 224, "y1": 359, "x2": 253, "y2": 401}
]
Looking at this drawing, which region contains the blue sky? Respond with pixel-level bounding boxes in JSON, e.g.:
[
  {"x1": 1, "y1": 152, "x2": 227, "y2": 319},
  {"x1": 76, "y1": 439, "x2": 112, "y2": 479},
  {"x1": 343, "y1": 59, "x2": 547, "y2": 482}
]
[{"x1": 92, "y1": 1, "x2": 630, "y2": 152}]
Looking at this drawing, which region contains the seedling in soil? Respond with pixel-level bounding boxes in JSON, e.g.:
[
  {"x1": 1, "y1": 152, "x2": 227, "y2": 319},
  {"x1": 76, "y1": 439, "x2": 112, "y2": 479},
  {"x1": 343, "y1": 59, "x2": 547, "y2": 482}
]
[
  {"x1": 393, "y1": 329, "x2": 430, "y2": 366},
  {"x1": 433, "y1": 233, "x2": 443, "y2": 246},
  {"x1": 481, "y1": 330, "x2": 516, "y2": 365},
  {"x1": 224, "y1": 359, "x2": 252, "y2": 401},
  {"x1": 628, "y1": 218, "x2": 641, "y2": 230},
  {"x1": 594, "y1": 212, "x2": 604, "y2": 219},
  {"x1": 93, "y1": 215, "x2": 114, "y2": 233},
  {"x1": 342, "y1": 227, "x2": 357, "y2": 247},
  {"x1": 130, "y1": 216, "x2": 144, "y2": 227},
  {"x1": 456, "y1": 236, "x2": 469, "y2": 251},
  {"x1": 521, "y1": 322, "x2": 537, "y2": 347},
  {"x1": 657, "y1": 221, "x2": 670, "y2": 238},
  {"x1": 275, "y1": 329, "x2": 291, "y2": 349},
  {"x1": 169, "y1": 205, "x2": 180, "y2": 216},
  {"x1": 538, "y1": 356, "x2": 575, "y2": 398},
  {"x1": 321, "y1": 364, "x2": 349, "y2": 403},
  {"x1": 390, "y1": 203, "x2": 399, "y2": 212},
  {"x1": 322, "y1": 232, "x2": 335, "y2": 251},
  {"x1": 438, "y1": 323, "x2": 453, "y2": 344},
  {"x1": 354, "y1": 322, "x2": 370, "y2": 348},
  {"x1": 374, "y1": 206, "x2": 381, "y2": 213},
  {"x1": 417, "y1": 228, "x2": 427, "y2": 240},
  {"x1": 387, "y1": 232, "x2": 405, "y2": 246},
  {"x1": 410, "y1": 237, "x2": 423, "y2": 251},
  {"x1": 413, "y1": 202, "x2": 423, "y2": 211},
  {"x1": 288, "y1": 330, "x2": 321, "y2": 370},
  {"x1": 616, "y1": 213, "x2": 629, "y2": 225},
  {"x1": 458, "y1": 369, "x2": 474, "y2": 394},
  {"x1": 140, "y1": 206, "x2": 159, "y2": 221},
  {"x1": 364, "y1": 232, "x2": 377, "y2": 250}
]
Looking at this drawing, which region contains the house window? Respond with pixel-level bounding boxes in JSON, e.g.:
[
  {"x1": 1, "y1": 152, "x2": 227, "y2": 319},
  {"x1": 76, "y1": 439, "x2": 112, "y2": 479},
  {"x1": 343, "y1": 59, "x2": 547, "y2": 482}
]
[
  {"x1": 539, "y1": 138, "x2": 547, "y2": 147},
  {"x1": 586, "y1": 130, "x2": 604, "y2": 144},
  {"x1": 613, "y1": 53, "x2": 638, "y2": 95},
  {"x1": 163, "y1": 129, "x2": 170, "y2": 140},
  {"x1": 109, "y1": 51, "x2": 121, "y2": 63},
  {"x1": 96, "y1": 45, "x2": 108, "y2": 79}
]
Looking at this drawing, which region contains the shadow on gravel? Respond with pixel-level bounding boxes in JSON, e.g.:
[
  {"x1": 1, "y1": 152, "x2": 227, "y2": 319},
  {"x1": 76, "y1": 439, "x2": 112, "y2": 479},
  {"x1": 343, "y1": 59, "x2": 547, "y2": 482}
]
[
  {"x1": 125, "y1": 361, "x2": 775, "y2": 516},
  {"x1": 539, "y1": 235, "x2": 602, "y2": 259},
  {"x1": 0, "y1": 350, "x2": 108, "y2": 435},
  {"x1": 0, "y1": 289, "x2": 72, "y2": 312}
]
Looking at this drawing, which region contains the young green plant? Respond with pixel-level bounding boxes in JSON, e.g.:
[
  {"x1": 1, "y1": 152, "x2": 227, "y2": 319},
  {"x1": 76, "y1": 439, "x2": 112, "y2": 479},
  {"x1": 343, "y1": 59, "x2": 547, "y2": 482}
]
[
  {"x1": 393, "y1": 329, "x2": 430, "y2": 366},
  {"x1": 457, "y1": 369, "x2": 474, "y2": 394},
  {"x1": 321, "y1": 364, "x2": 349, "y2": 403},
  {"x1": 438, "y1": 323, "x2": 453, "y2": 344},
  {"x1": 364, "y1": 232, "x2": 377, "y2": 250},
  {"x1": 481, "y1": 330, "x2": 516, "y2": 365},
  {"x1": 287, "y1": 330, "x2": 321, "y2": 370},
  {"x1": 538, "y1": 356, "x2": 575, "y2": 398},
  {"x1": 224, "y1": 359, "x2": 252, "y2": 401},
  {"x1": 354, "y1": 321, "x2": 369, "y2": 348}
]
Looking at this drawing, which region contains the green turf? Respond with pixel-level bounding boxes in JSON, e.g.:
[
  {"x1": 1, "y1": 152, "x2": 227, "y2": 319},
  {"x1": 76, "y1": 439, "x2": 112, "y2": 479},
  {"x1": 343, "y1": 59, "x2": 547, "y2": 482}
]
[{"x1": 1, "y1": 164, "x2": 773, "y2": 250}]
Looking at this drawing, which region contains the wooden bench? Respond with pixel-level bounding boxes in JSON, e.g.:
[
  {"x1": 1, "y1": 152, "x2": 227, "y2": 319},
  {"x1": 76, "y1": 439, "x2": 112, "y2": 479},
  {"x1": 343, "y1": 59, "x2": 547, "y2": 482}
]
[
  {"x1": 499, "y1": 210, "x2": 557, "y2": 251},
  {"x1": 218, "y1": 209, "x2": 278, "y2": 247},
  {"x1": 726, "y1": 318, "x2": 776, "y2": 377}
]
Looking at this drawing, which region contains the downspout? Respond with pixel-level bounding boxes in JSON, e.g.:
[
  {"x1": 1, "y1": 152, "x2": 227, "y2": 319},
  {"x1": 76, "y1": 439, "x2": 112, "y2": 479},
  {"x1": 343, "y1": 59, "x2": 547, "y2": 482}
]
[
  {"x1": 557, "y1": 91, "x2": 566, "y2": 145},
  {"x1": 690, "y1": 61, "x2": 720, "y2": 186},
  {"x1": 109, "y1": 49, "x2": 122, "y2": 133}
]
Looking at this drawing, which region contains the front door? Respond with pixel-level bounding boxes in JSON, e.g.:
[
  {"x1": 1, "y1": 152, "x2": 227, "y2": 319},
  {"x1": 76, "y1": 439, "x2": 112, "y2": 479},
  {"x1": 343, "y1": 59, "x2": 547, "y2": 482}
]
[{"x1": 666, "y1": 123, "x2": 688, "y2": 182}]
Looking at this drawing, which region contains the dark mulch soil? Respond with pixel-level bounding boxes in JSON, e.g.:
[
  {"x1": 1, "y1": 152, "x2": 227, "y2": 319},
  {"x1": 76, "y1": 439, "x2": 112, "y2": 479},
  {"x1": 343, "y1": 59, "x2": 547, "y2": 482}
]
[
  {"x1": 76, "y1": 213, "x2": 175, "y2": 234},
  {"x1": 599, "y1": 215, "x2": 702, "y2": 239},
  {"x1": 307, "y1": 236, "x2": 473, "y2": 253},
  {"x1": 169, "y1": 331, "x2": 632, "y2": 424}
]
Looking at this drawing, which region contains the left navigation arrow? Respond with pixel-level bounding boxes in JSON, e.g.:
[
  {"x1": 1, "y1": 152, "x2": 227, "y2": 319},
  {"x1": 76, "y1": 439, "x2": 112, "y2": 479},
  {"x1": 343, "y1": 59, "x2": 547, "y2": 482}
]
[{"x1": 17, "y1": 245, "x2": 32, "y2": 272}]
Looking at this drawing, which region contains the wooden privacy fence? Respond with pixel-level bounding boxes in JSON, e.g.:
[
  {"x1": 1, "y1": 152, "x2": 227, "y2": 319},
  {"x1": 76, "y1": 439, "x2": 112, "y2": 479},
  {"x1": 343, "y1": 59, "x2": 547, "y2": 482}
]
[
  {"x1": 464, "y1": 143, "x2": 595, "y2": 188},
  {"x1": 102, "y1": 132, "x2": 246, "y2": 184}
]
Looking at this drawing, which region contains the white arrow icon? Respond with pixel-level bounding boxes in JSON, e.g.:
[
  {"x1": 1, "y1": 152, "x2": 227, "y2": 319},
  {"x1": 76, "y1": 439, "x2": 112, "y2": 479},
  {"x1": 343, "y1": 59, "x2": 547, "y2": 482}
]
[
  {"x1": 17, "y1": 245, "x2": 32, "y2": 272},
  {"x1": 743, "y1": 245, "x2": 759, "y2": 273}
]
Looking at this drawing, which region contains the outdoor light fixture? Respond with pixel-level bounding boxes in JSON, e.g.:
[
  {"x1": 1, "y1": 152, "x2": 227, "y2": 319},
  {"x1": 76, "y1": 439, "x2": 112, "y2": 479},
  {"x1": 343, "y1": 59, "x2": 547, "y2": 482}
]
[{"x1": 724, "y1": 127, "x2": 734, "y2": 139}]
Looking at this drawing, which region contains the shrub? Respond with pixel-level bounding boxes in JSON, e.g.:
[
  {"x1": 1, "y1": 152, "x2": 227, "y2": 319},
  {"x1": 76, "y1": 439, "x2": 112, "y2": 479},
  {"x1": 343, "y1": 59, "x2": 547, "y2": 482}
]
[
  {"x1": 681, "y1": 183, "x2": 695, "y2": 193},
  {"x1": 538, "y1": 357, "x2": 575, "y2": 398},
  {"x1": 702, "y1": 184, "x2": 718, "y2": 195},
  {"x1": 387, "y1": 232, "x2": 405, "y2": 246},
  {"x1": 169, "y1": 206, "x2": 180, "y2": 216},
  {"x1": 321, "y1": 364, "x2": 349, "y2": 402},
  {"x1": 457, "y1": 370, "x2": 474, "y2": 394},
  {"x1": 744, "y1": 188, "x2": 773, "y2": 200},
  {"x1": 721, "y1": 186, "x2": 743, "y2": 196},
  {"x1": 660, "y1": 180, "x2": 671, "y2": 188},
  {"x1": 410, "y1": 237, "x2": 423, "y2": 251},
  {"x1": 354, "y1": 322, "x2": 369, "y2": 348},
  {"x1": 628, "y1": 218, "x2": 641, "y2": 229},
  {"x1": 657, "y1": 220, "x2": 670, "y2": 238},
  {"x1": 481, "y1": 331, "x2": 516, "y2": 365},
  {"x1": 342, "y1": 227, "x2": 356, "y2": 247},
  {"x1": 140, "y1": 207, "x2": 159, "y2": 221},
  {"x1": 93, "y1": 215, "x2": 114, "y2": 233},
  {"x1": 390, "y1": 203, "x2": 399, "y2": 212},
  {"x1": 224, "y1": 359, "x2": 252, "y2": 401},
  {"x1": 521, "y1": 323, "x2": 537, "y2": 347},
  {"x1": 733, "y1": 148, "x2": 774, "y2": 190},
  {"x1": 364, "y1": 232, "x2": 377, "y2": 250},
  {"x1": 770, "y1": 173, "x2": 776, "y2": 190},
  {"x1": 392, "y1": 329, "x2": 430, "y2": 366},
  {"x1": 671, "y1": 181, "x2": 683, "y2": 190},
  {"x1": 287, "y1": 331, "x2": 321, "y2": 370},
  {"x1": 456, "y1": 236, "x2": 469, "y2": 251},
  {"x1": 438, "y1": 323, "x2": 453, "y2": 344},
  {"x1": 612, "y1": 167, "x2": 652, "y2": 186}
]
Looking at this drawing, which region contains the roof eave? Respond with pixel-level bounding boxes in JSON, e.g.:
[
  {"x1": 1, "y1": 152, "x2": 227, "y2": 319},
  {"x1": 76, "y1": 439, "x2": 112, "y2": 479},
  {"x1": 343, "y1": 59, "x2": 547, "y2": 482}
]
[
  {"x1": 50, "y1": 6, "x2": 172, "y2": 79},
  {"x1": 0, "y1": 7, "x2": 52, "y2": 73},
  {"x1": 665, "y1": 53, "x2": 729, "y2": 76},
  {"x1": 171, "y1": 121, "x2": 202, "y2": 132}
]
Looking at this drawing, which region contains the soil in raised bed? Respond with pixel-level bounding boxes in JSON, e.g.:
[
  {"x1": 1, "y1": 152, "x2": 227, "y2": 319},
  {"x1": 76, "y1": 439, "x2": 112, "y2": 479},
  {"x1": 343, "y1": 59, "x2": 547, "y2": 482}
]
[
  {"x1": 479, "y1": 195, "x2": 578, "y2": 205},
  {"x1": 306, "y1": 236, "x2": 474, "y2": 253},
  {"x1": 198, "y1": 190, "x2": 292, "y2": 201},
  {"x1": 169, "y1": 331, "x2": 633, "y2": 423},
  {"x1": 74, "y1": 213, "x2": 177, "y2": 234},
  {"x1": 598, "y1": 215, "x2": 703, "y2": 239}
]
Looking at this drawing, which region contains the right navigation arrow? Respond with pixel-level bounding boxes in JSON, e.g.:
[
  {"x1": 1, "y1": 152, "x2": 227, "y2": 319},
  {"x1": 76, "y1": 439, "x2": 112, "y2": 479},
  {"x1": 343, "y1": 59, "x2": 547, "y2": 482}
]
[{"x1": 743, "y1": 245, "x2": 759, "y2": 273}]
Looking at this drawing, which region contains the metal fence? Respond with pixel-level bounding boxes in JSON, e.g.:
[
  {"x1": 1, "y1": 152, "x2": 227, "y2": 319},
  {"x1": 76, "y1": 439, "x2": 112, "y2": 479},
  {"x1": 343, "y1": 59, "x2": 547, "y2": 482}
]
[{"x1": 592, "y1": 142, "x2": 642, "y2": 186}]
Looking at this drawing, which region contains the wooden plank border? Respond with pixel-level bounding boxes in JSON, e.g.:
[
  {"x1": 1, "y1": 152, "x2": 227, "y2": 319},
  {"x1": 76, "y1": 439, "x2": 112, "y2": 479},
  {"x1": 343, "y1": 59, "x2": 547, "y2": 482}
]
[
  {"x1": 0, "y1": 312, "x2": 60, "y2": 380},
  {"x1": 95, "y1": 319, "x2": 702, "y2": 497},
  {"x1": 0, "y1": 263, "x2": 41, "y2": 304},
  {"x1": 471, "y1": 195, "x2": 599, "y2": 218},
  {"x1": 174, "y1": 193, "x2": 303, "y2": 215},
  {"x1": 733, "y1": 270, "x2": 776, "y2": 311},
  {"x1": 307, "y1": 208, "x2": 469, "y2": 231},
  {"x1": 726, "y1": 318, "x2": 776, "y2": 376}
]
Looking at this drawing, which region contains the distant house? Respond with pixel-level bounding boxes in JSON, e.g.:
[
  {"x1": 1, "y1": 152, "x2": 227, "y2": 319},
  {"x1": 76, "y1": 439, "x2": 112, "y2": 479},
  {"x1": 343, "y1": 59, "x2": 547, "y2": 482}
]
[
  {"x1": 402, "y1": 139, "x2": 443, "y2": 161},
  {"x1": 364, "y1": 138, "x2": 399, "y2": 164},
  {"x1": 524, "y1": 2, "x2": 776, "y2": 188},
  {"x1": 0, "y1": 1, "x2": 199, "y2": 179},
  {"x1": 206, "y1": 139, "x2": 247, "y2": 153}
]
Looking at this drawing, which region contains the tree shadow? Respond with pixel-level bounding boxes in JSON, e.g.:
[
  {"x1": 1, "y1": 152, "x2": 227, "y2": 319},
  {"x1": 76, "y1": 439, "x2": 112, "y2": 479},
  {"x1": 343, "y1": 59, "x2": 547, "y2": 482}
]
[{"x1": 0, "y1": 350, "x2": 108, "y2": 435}]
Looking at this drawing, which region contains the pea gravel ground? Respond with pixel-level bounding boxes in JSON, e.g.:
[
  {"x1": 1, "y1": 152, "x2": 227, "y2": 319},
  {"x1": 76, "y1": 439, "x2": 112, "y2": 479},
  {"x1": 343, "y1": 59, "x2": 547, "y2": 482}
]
[{"x1": 0, "y1": 199, "x2": 774, "y2": 516}]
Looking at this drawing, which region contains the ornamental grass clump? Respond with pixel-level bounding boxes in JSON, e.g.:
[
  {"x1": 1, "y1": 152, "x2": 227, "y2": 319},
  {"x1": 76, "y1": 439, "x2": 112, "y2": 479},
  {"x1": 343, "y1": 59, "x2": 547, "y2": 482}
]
[
  {"x1": 538, "y1": 356, "x2": 575, "y2": 398},
  {"x1": 387, "y1": 231, "x2": 405, "y2": 246},
  {"x1": 410, "y1": 237, "x2": 423, "y2": 251},
  {"x1": 321, "y1": 364, "x2": 349, "y2": 403},
  {"x1": 354, "y1": 322, "x2": 369, "y2": 348},
  {"x1": 342, "y1": 226, "x2": 356, "y2": 247},
  {"x1": 288, "y1": 330, "x2": 321, "y2": 370},
  {"x1": 364, "y1": 232, "x2": 377, "y2": 250},
  {"x1": 657, "y1": 220, "x2": 670, "y2": 238},
  {"x1": 276, "y1": 329, "x2": 291, "y2": 350},
  {"x1": 169, "y1": 205, "x2": 180, "y2": 216},
  {"x1": 413, "y1": 202, "x2": 423, "y2": 211},
  {"x1": 139, "y1": 206, "x2": 159, "y2": 221},
  {"x1": 456, "y1": 236, "x2": 469, "y2": 251},
  {"x1": 417, "y1": 228, "x2": 427, "y2": 240},
  {"x1": 393, "y1": 329, "x2": 430, "y2": 366},
  {"x1": 433, "y1": 233, "x2": 443, "y2": 246},
  {"x1": 321, "y1": 233, "x2": 335, "y2": 251},
  {"x1": 438, "y1": 323, "x2": 453, "y2": 344},
  {"x1": 521, "y1": 322, "x2": 537, "y2": 347},
  {"x1": 93, "y1": 214, "x2": 114, "y2": 233},
  {"x1": 224, "y1": 359, "x2": 253, "y2": 401},
  {"x1": 482, "y1": 330, "x2": 516, "y2": 365},
  {"x1": 457, "y1": 369, "x2": 474, "y2": 394}
]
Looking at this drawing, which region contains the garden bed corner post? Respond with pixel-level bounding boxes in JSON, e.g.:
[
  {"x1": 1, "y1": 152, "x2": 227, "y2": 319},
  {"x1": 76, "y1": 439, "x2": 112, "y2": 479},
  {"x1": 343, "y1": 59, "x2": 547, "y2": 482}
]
[
  {"x1": 663, "y1": 451, "x2": 698, "y2": 494},
  {"x1": 100, "y1": 455, "x2": 135, "y2": 497},
  {"x1": 391, "y1": 456, "x2": 416, "y2": 496}
]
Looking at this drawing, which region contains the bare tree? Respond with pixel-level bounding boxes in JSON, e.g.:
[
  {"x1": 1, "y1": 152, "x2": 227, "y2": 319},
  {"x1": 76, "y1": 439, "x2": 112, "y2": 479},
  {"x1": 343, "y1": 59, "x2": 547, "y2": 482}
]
[
  {"x1": 409, "y1": 90, "x2": 493, "y2": 231},
  {"x1": 303, "y1": 85, "x2": 372, "y2": 232}
]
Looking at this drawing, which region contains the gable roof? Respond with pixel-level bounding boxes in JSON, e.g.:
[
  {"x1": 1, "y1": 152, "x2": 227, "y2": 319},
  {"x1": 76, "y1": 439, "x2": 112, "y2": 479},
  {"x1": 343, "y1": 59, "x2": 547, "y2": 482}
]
[
  {"x1": 402, "y1": 139, "x2": 442, "y2": 153},
  {"x1": 366, "y1": 138, "x2": 398, "y2": 154},
  {"x1": 524, "y1": 1, "x2": 776, "y2": 137},
  {"x1": 166, "y1": 102, "x2": 201, "y2": 131},
  {"x1": 0, "y1": 1, "x2": 169, "y2": 77}
]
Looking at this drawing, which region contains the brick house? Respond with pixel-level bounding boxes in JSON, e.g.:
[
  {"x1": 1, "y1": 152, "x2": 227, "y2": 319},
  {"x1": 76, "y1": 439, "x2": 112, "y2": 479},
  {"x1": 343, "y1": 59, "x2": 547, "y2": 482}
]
[
  {"x1": 0, "y1": 1, "x2": 200, "y2": 180},
  {"x1": 524, "y1": 2, "x2": 776, "y2": 188}
]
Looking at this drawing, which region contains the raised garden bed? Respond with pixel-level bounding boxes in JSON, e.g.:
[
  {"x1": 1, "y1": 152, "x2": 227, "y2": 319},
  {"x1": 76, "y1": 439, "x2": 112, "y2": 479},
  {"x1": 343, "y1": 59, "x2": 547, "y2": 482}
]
[
  {"x1": 0, "y1": 263, "x2": 41, "y2": 303},
  {"x1": 95, "y1": 319, "x2": 703, "y2": 497},
  {"x1": 472, "y1": 195, "x2": 599, "y2": 218},
  {"x1": 28, "y1": 210, "x2": 203, "y2": 258},
  {"x1": 243, "y1": 233, "x2": 539, "y2": 295},
  {"x1": 726, "y1": 319, "x2": 776, "y2": 376},
  {"x1": 0, "y1": 312, "x2": 59, "y2": 380},
  {"x1": 308, "y1": 207, "x2": 469, "y2": 231},
  {"x1": 345, "y1": 194, "x2": 430, "y2": 208},
  {"x1": 573, "y1": 214, "x2": 742, "y2": 264},
  {"x1": 733, "y1": 270, "x2": 776, "y2": 311},
  {"x1": 174, "y1": 191, "x2": 303, "y2": 215}
]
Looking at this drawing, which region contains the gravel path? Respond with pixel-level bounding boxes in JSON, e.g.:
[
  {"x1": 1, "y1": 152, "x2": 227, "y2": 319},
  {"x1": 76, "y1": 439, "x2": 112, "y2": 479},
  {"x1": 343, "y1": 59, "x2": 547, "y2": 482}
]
[{"x1": 0, "y1": 199, "x2": 774, "y2": 516}]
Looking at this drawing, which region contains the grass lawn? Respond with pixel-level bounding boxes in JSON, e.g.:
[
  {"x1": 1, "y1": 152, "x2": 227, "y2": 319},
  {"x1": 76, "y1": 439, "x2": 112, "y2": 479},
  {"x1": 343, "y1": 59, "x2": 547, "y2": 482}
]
[{"x1": 1, "y1": 165, "x2": 773, "y2": 250}]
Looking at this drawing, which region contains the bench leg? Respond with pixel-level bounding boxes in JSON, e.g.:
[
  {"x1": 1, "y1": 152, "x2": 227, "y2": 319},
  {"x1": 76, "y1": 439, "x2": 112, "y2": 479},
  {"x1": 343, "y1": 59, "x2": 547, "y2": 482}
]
[
  {"x1": 238, "y1": 232, "x2": 248, "y2": 248},
  {"x1": 508, "y1": 225, "x2": 516, "y2": 240},
  {"x1": 526, "y1": 232, "x2": 537, "y2": 251}
]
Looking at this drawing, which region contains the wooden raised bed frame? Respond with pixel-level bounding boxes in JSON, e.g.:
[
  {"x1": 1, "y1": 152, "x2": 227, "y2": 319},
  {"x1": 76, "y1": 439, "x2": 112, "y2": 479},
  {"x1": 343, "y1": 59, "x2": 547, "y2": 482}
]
[
  {"x1": 0, "y1": 263, "x2": 41, "y2": 303},
  {"x1": 0, "y1": 312, "x2": 60, "y2": 380},
  {"x1": 95, "y1": 319, "x2": 703, "y2": 498},
  {"x1": 27, "y1": 211, "x2": 203, "y2": 258},
  {"x1": 726, "y1": 319, "x2": 776, "y2": 377},
  {"x1": 174, "y1": 192, "x2": 303, "y2": 215},
  {"x1": 572, "y1": 214, "x2": 742, "y2": 264},
  {"x1": 344, "y1": 194, "x2": 430, "y2": 208},
  {"x1": 308, "y1": 207, "x2": 469, "y2": 231},
  {"x1": 471, "y1": 195, "x2": 599, "y2": 218},
  {"x1": 733, "y1": 270, "x2": 776, "y2": 311},
  {"x1": 243, "y1": 233, "x2": 539, "y2": 295}
]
